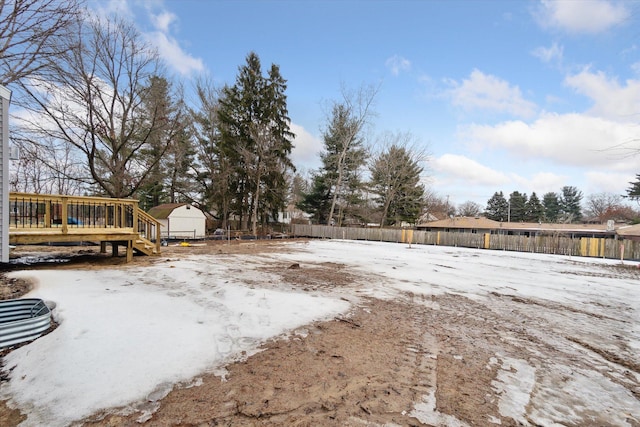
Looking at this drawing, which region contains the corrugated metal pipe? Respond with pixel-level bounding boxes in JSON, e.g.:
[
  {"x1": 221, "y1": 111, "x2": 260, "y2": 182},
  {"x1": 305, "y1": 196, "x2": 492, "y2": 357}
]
[{"x1": 0, "y1": 298, "x2": 52, "y2": 349}]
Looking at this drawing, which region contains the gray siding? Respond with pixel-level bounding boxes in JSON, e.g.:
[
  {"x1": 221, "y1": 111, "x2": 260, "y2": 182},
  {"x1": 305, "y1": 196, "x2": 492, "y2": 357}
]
[{"x1": 0, "y1": 85, "x2": 11, "y2": 263}]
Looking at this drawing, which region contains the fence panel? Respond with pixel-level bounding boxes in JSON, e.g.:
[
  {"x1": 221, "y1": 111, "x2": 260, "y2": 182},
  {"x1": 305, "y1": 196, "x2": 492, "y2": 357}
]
[{"x1": 291, "y1": 224, "x2": 640, "y2": 261}]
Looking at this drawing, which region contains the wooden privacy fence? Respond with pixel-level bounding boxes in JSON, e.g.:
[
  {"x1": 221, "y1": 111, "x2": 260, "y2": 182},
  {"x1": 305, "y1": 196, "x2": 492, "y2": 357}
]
[{"x1": 291, "y1": 224, "x2": 640, "y2": 261}]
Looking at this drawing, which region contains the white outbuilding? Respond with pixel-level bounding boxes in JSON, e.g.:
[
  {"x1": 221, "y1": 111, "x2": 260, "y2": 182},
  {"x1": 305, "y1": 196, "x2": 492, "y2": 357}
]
[{"x1": 147, "y1": 203, "x2": 207, "y2": 240}]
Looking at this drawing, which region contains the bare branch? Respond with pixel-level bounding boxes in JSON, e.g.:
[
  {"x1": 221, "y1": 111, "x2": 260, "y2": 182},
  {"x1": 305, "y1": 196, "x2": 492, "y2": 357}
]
[{"x1": 0, "y1": 0, "x2": 83, "y2": 86}]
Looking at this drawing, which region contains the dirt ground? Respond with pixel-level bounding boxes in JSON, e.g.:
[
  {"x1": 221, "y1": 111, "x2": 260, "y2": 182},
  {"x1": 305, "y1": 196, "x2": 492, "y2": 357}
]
[{"x1": 1, "y1": 240, "x2": 639, "y2": 426}]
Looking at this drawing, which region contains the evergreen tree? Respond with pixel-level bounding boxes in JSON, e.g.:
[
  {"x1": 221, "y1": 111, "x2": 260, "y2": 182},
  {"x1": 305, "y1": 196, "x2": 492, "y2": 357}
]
[
  {"x1": 191, "y1": 81, "x2": 233, "y2": 227},
  {"x1": 627, "y1": 174, "x2": 640, "y2": 200},
  {"x1": 560, "y1": 186, "x2": 583, "y2": 222},
  {"x1": 164, "y1": 121, "x2": 196, "y2": 204},
  {"x1": 485, "y1": 191, "x2": 508, "y2": 221},
  {"x1": 319, "y1": 84, "x2": 377, "y2": 225},
  {"x1": 543, "y1": 192, "x2": 561, "y2": 222},
  {"x1": 137, "y1": 75, "x2": 190, "y2": 209},
  {"x1": 508, "y1": 191, "x2": 527, "y2": 222},
  {"x1": 217, "y1": 52, "x2": 294, "y2": 234},
  {"x1": 300, "y1": 102, "x2": 369, "y2": 226},
  {"x1": 369, "y1": 144, "x2": 424, "y2": 226},
  {"x1": 525, "y1": 192, "x2": 544, "y2": 222},
  {"x1": 297, "y1": 173, "x2": 332, "y2": 224}
]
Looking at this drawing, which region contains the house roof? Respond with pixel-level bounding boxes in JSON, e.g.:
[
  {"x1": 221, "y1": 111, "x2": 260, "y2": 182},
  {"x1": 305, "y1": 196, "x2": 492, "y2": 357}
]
[
  {"x1": 147, "y1": 203, "x2": 187, "y2": 220},
  {"x1": 418, "y1": 216, "x2": 615, "y2": 234},
  {"x1": 418, "y1": 217, "x2": 501, "y2": 229},
  {"x1": 615, "y1": 224, "x2": 640, "y2": 237}
]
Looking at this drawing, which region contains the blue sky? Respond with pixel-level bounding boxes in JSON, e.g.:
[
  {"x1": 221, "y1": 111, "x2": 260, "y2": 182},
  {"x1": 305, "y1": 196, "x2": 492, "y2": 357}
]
[{"x1": 92, "y1": 0, "x2": 640, "y2": 207}]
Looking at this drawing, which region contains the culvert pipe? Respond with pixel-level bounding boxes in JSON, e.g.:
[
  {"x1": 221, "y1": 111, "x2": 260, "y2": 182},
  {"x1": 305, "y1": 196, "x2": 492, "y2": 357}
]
[{"x1": 0, "y1": 298, "x2": 52, "y2": 349}]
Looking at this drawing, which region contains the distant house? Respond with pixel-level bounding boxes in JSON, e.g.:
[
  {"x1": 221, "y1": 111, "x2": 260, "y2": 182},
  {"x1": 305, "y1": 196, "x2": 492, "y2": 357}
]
[
  {"x1": 417, "y1": 216, "x2": 618, "y2": 239},
  {"x1": 615, "y1": 224, "x2": 640, "y2": 241},
  {"x1": 277, "y1": 203, "x2": 311, "y2": 225},
  {"x1": 147, "y1": 203, "x2": 206, "y2": 239}
]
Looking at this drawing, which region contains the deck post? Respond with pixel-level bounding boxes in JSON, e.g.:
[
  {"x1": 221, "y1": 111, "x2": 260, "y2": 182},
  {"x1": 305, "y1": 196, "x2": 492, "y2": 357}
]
[
  {"x1": 132, "y1": 201, "x2": 139, "y2": 233},
  {"x1": 100, "y1": 241, "x2": 107, "y2": 253},
  {"x1": 126, "y1": 239, "x2": 133, "y2": 262},
  {"x1": 45, "y1": 202, "x2": 51, "y2": 227},
  {"x1": 61, "y1": 196, "x2": 68, "y2": 234}
]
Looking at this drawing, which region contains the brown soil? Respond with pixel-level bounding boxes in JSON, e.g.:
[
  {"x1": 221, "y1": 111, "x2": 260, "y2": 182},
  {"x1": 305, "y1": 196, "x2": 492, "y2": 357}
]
[{"x1": 1, "y1": 240, "x2": 639, "y2": 426}]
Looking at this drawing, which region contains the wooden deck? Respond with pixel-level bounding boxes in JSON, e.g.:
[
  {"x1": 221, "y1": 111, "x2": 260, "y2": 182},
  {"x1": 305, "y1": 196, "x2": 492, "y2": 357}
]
[{"x1": 8, "y1": 192, "x2": 162, "y2": 262}]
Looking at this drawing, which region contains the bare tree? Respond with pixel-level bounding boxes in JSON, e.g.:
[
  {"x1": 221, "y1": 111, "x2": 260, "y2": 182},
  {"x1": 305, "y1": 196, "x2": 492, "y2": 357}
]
[
  {"x1": 422, "y1": 190, "x2": 454, "y2": 221},
  {"x1": 15, "y1": 14, "x2": 177, "y2": 198},
  {"x1": 458, "y1": 200, "x2": 482, "y2": 217},
  {"x1": 584, "y1": 192, "x2": 638, "y2": 222},
  {"x1": 0, "y1": 0, "x2": 82, "y2": 86},
  {"x1": 9, "y1": 134, "x2": 84, "y2": 194},
  {"x1": 325, "y1": 83, "x2": 378, "y2": 225}
]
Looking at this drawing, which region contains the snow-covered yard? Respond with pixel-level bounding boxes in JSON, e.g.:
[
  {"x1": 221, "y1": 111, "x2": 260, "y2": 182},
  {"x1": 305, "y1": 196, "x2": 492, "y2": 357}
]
[{"x1": 1, "y1": 240, "x2": 639, "y2": 426}]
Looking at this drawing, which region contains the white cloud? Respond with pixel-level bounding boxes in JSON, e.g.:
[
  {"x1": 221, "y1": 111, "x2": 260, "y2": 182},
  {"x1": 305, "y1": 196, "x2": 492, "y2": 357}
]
[
  {"x1": 536, "y1": 0, "x2": 629, "y2": 34},
  {"x1": 445, "y1": 69, "x2": 537, "y2": 118},
  {"x1": 290, "y1": 123, "x2": 322, "y2": 170},
  {"x1": 150, "y1": 11, "x2": 176, "y2": 33},
  {"x1": 385, "y1": 55, "x2": 411, "y2": 76},
  {"x1": 433, "y1": 154, "x2": 511, "y2": 187},
  {"x1": 564, "y1": 68, "x2": 640, "y2": 119},
  {"x1": 144, "y1": 31, "x2": 204, "y2": 76},
  {"x1": 520, "y1": 172, "x2": 568, "y2": 196},
  {"x1": 532, "y1": 42, "x2": 563, "y2": 64},
  {"x1": 462, "y1": 112, "x2": 639, "y2": 171},
  {"x1": 584, "y1": 171, "x2": 636, "y2": 195},
  {"x1": 93, "y1": 0, "x2": 133, "y2": 19}
]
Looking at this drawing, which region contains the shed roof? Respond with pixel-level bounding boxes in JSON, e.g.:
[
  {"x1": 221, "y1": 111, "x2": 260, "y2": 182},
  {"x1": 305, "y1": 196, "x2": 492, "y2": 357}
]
[{"x1": 147, "y1": 203, "x2": 187, "y2": 220}]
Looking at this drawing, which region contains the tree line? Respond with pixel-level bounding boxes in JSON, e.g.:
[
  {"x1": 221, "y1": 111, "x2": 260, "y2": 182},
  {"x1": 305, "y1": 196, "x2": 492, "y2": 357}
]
[
  {"x1": 3, "y1": 2, "x2": 639, "y2": 233},
  {"x1": 459, "y1": 187, "x2": 639, "y2": 224},
  {"x1": 2, "y1": 2, "x2": 428, "y2": 234}
]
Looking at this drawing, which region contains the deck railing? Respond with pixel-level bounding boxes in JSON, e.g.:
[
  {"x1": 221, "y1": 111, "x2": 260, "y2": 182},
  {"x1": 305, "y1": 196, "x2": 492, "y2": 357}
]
[
  {"x1": 9, "y1": 192, "x2": 161, "y2": 254},
  {"x1": 9, "y1": 192, "x2": 139, "y2": 231}
]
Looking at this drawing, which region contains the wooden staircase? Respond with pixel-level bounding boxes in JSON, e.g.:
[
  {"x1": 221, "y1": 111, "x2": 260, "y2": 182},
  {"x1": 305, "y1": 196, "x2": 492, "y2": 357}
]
[
  {"x1": 133, "y1": 237, "x2": 158, "y2": 256},
  {"x1": 132, "y1": 208, "x2": 162, "y2": 257}
]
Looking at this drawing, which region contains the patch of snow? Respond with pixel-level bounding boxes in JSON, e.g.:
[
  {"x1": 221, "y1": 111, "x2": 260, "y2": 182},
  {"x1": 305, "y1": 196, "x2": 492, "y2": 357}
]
[
  {"x1": 528, "y1": 364, "x2": 640, "y2": 426},
  {"x1": 409, "y1": 390, "x2": 470, "y2": 426},
  {"x1": 491, "y1": 357, "x2": 536, "y2": 424},
  {"x1": 1, "y1": 262, "x2": 349, "y2": 426},
  {"x1": 2, "y1": 239, "x2": 639, "y2": 426}
]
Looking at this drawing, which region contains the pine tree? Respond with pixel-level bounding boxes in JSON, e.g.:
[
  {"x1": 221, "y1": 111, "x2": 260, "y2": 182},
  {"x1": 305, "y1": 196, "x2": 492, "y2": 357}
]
[
  {"x1": 560, "y1": 186, "x2": 583, "y2": 222},
  {"x1": 302, "y1": 101, "x2": 369, "y2": 226},
  {"x1": 627, "y1": 174, "x2": 640, "y2": 200},
  {"x1": 508, "y1": 191, "x2": 527, "y2": 222},
  {"x1": 525, "y1": 192, "x2": 544, "y2": 222},
  {"x1": 217, "y1": 52, "x2": 295, "y2": 234},
  {"x1": 370, "y1": 144, "x2": 424, "y2": 226},
  {"x1": 137, "y1": 75, "x2": 189, "y2": 209},
  {"x1": 485, "y1": 191, "x2": 508, "y2": 221},
  {"x1": 297, "y1": 173, "x2": 333, "y2": 224},
  {"x1": 542, "y1": 192, "x2": 561, "y2": 222}
]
